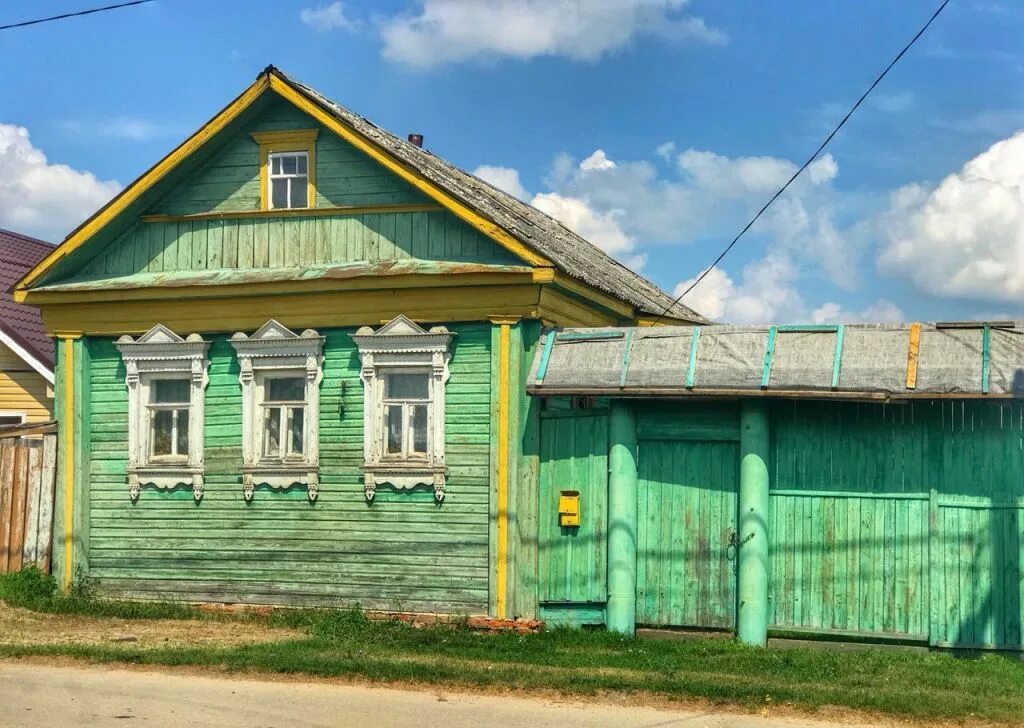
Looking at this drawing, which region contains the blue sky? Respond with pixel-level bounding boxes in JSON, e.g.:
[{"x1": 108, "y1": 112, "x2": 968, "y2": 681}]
[{"x1": 1, "y1": 0, "x2": 1023, "y2": 323}]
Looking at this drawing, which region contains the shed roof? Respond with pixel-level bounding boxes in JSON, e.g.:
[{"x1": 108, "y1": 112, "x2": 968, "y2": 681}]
[
  {"x1": 528, "y1": 323, "x2": 1024, "y2": 400},
  {"x1": 0, "y1": 229, "x2": 54, "y2": 374}
]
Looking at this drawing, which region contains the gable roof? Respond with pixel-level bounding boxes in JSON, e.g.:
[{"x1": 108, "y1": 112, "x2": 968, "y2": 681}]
[
  {"x1": 0, "y1": 229, "x2": 54, "y2": 379},
  {"x1": 16, "y1": 66, "x2": 705, "y2": 324}
]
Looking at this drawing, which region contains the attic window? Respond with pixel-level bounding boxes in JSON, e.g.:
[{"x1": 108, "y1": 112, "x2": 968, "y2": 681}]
[
  {"x1": 251, "y1": 129, "x2": 318, "y2": 211},
  {"x1": 269, "y1": 152, "x2": 308, "y2": 209}
]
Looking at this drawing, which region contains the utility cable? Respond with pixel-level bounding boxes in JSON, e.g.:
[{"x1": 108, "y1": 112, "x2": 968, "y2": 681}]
[{"x1": 0, "y1": 1, "x2": 153, "y2": 32}]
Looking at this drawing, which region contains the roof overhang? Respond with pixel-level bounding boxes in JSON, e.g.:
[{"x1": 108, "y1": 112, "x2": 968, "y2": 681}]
[{"x1": 0, "y1": 325, "x2": 53, "y2": 384}]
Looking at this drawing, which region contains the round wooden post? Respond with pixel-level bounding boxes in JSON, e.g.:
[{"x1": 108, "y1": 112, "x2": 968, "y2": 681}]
[
  {"x1": 738, "y1": 399, "x2": 770, "y2": 646},
  {"x1": 607, "y1": 400, "x2": 637, "y2": 635}
]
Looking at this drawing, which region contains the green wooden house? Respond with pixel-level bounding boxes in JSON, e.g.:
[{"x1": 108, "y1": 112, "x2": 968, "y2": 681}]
[{"x1": 13, "y1": 66, "x2": 703, "y2": 619}]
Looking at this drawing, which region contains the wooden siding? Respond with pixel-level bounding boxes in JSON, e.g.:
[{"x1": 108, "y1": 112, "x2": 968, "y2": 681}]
[
  {"x1": 157, "y1": 96, "x2": 424, "y2": 215},
  {"x1": 0, "y1": 342, "x2": 52, "y2": 422},
  {"x1": 769, "y1": 400, "x2": 1024, "y2": 648},
  {"x1": 84, "y1": 323, "x2": 492, "y2": 613},
  {"x1": 78, "y1": 211, "x2": 519, "y2": 279},
  {"x1": 538, "y1": 407, "x2": 608, "y2": 604},
  {"x1": 0, "y1": 433, "x2": 57, "y2": 573}
]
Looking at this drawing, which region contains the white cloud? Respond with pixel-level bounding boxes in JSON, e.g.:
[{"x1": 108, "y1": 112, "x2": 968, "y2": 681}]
[
  {"x1": 675, "y1": 256, "x2": 804, "y2": 324},
  {"x1": 579, "y1": 149, "x2": 616, "y2": 171},
  {"x1": 300, "y1": 2, "x2": 359, "y2": 32},
  {"x1": 473, "y1": 165, "x2": 528, "y2": 200},
  {"x1": 810, "y1": 299, "x2": 905, "y2": 324},
  {"x1": 531, "y1": 192, "x2": 646, "y2": 270},
  {"x1": 0, "y1": 124, "x2": 120, "y2": 241},
  {"x1": 379, "y1": 0, "x2": 725, "y2": 68},
  {"x1": 655, "y1": 141, "x2": 676, "y2": 161},
  {"x1": 57, "y1": 117, "x2": 186, "y2": 143},
  {"x1": 877, "y1": 130, "x2": 1024, "y2": 303}
]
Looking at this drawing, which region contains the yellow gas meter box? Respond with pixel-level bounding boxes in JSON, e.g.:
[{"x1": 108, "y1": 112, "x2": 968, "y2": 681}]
[{"x1": 558, "y1": 490, "x2": 580, "y2": 527}]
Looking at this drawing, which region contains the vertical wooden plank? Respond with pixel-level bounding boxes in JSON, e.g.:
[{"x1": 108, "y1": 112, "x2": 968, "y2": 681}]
[
  {"x1": 222, "y1": 219, "x2": 239, "y2": 268},
  {"x1": 364, "y1": 213, "x2": 380, "y2": 261},
  {"x1": 8, "y1": 443, "x2": 29, "y2": 572},
  {"x1": 394, "y1": 210, "x2": 413, "y2": 259},
  {"x1": 268, "y1": 218, "x2": 283, "y2": 268},
  {"x1": 191, "y1": 221, "x2": 208, "y2": 270},
  {"x1": 906, "y1": 323, "x2": 921, "y2": 390},
  {"x1": 37, "y1": 434, "x2": 56, "y2": 573},
  {"x1": 162, "y1": 220, "x2": 179, "y2": 270},
  {"x1": 0, "y1": 441, "x2": 13, "y2": 572},
  {"x1": 21, "y1": 443, "x2": 43, "y2": 567},
  {"x1": 377, "y1": 213, "x2": 397, "y2": 260},
  {"x1": 487, "y1": 324, "x2": 500, "y2": 617},
  {"x1": 207, "y1": 218, "x2": 224, "y2": 269},
  {"x1": 254, "y1": 218, "x2": 270, "y2": 268},
  {"x1": 237, "y1": 219, "x2": 255, "y2": 269}
]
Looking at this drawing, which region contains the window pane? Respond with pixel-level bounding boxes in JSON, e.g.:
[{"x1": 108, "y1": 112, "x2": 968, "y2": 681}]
[
  {"x1": 291, "y1": 178, "x2": 308, "y2": 208},
  {"x1": 152, "y1": 410, "x2": 173, "y2": 456},
  {"x1": 385, "y1": 404, "x2": 403, "y2": 454},
  {"x1": 271, "y1": 156, "x2": 281, "y2": 174},
  {"x1": 289, "y1": 407, "x2": 305, "y2": 455},
  {"x1": 176, "y1": 410, "x2": 190, "y2": 456},
  {"x1": 271, "y1": 178, "x2": 288, "y2": 209},
  {"x1": 267, "y1": 377, "x2": 305, "y2": 402},
  {"x1": 152, "y1": 379, "x2": 189, "y2": 404},
  {"x1": 385, "y1": 372, "x2": 429, "y2": 400},
  {"x1": 281, "y1": 155, "x2": 297, "y2": 174},
  {"x1": 412, "y1": 405, "x2": 428, "y2": 454},
  {"x1": 296, "y1": 154, "x2": 307, "y2": 174},
  {"x1": 264, "y1": 406, "x2": 282, "y2": 457}
]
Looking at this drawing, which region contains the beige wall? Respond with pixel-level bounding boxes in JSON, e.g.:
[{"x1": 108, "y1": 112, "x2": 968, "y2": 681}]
[{"x1": 0, "y1": 341, "x2": 52, "y2": 422}]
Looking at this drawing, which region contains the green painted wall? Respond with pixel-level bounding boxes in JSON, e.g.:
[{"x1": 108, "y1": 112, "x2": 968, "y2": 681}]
[
  {"x1": 78, "y1": 211, "x2": 520, "y2": 278},
  {"x1": 157, "y1": 96, "x2": 424, "y2": 214},
  {"x1": 537, "y1": 406, "x2": 608, "y2": 604},
  {"x1": 84, "y1": 323, "x2": 493, "y2": 613},
  {"x1": 769, "y1": 400, "x2": 1024, "y2": 648}
]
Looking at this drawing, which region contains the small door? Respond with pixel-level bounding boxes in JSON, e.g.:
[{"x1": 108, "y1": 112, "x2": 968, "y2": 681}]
[
  {"x1": 636, "y1": 438, "x2": 739, "y2": 629},
  {"x1": 538, "y1": 408, "x2": 609, "y2": 603}
]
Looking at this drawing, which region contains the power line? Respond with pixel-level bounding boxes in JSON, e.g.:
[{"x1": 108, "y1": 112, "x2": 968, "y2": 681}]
[
  {"x1": 0, "y1": 0, "x2": 153, "y2": 32},
  {"x1": 654, "y1": 0, "x2": 951, "y2": 325}
]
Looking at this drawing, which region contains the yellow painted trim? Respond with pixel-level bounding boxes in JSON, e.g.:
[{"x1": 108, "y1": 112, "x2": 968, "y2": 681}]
[
  {"x1": 39, "y1": 284, "x2": 545, "y2": 336},
  {"x1": 140, "y1": 203, "x2": 441, "y2": 223},
  {"x1": 531, "y1": 268, "x2": 556, "y2": 284},
  {"x1": 906, "y1": 323, "x2": 921, "y2": 390},
  {"x1": 267, "y1": 75, "x2": 553, "y2": 269},
  {"x1": 495, "y1": 322, "x2": 511, "y2": 620},
  {"x1": 254, "y1": 129, "x2": 318, "y2": 211},
  {"x1": 14, "y1": 75, "x2": 272, "y2": 299},
  {"x1": 552, "y1": 272, "x2": 634, "y2": 320},
  {"x1": 60, "y1": 337, "x2": 75, "y2": 592}
]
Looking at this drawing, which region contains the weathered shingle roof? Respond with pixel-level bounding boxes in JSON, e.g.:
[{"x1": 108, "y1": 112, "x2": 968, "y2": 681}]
[
  {"x1": 528, "y1": 323, "x2": 1024, "y2": 399},
  {"x1": 0, "y1": 229, "x2": 54, "y2": 369},
  {"x1": 276, "y1": 68, "x2": 706, "y2": 323}
]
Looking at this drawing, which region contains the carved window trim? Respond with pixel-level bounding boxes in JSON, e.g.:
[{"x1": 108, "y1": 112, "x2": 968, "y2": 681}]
[
  {"x1": 117, "y1": 325, "x2": 211, "y2": 502},
  {"x1": 352, "y1": 315, "x2": 454, "y2": 503},
  {"x1": 231, "y1": 320, "x2": 324, "y2": 502}
]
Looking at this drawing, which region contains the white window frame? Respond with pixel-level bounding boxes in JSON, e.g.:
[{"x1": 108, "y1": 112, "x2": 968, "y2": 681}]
[
  {"x1": 352, "y1": 315, "x2": 453, "y2": 503},
  {"x1": 116, "y1": 325, "x2": 210, "y2": 502},
  {"x1": 267, "y1": 151, "x2": 309, "y2": 210},
  {"x1": 231, "y1": 320, "x2": 323, "y2": 502}
]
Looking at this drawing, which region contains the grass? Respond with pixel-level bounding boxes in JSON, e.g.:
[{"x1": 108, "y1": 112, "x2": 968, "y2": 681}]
[{"x1": 3, "y1": 570, "x2": 1024, "y2": 723}]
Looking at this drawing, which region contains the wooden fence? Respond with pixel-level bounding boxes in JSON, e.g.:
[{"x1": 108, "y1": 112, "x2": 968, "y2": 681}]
[{"x1": 0, "y1": 422, "x2": 57, "y2": 574}]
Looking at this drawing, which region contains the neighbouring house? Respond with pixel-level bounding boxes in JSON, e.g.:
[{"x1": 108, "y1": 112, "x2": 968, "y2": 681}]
[
  {"x1": 12, "y1": 66, "x2": 702, "y2": 618},
  {"x1": 0, "y1": 230, "x2": 55, "y2": 426}
]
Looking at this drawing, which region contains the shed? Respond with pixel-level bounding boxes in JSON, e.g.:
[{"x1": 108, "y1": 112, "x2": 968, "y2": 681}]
[{"x1": 528, "y1": 323, "x2": 1024, "y2": 650}]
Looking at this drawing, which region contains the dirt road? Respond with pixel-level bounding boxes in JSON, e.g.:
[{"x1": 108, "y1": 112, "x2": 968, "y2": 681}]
[{"x1": 0, "y1": 661, "x2": 891, "y2": 728}]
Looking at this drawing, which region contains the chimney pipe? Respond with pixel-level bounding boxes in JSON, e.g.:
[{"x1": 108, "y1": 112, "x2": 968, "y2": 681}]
[{"x1": 408, "y1": 133, "x2": 423, "y2": 148}]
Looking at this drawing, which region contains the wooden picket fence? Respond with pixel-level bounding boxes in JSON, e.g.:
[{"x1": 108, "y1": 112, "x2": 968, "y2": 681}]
[{"x1": 0, "y1": 422, "x2": 57, "y2": 574}]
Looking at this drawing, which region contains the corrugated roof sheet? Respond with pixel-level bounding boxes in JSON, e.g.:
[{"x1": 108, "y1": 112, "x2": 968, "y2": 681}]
[
  {"x1": 0, "y1": 229, "x2": 54, "y2": 369},
  {"x1": 528, "y1": 323, "x2": 1024, "y2": 399},
  {"x1": 277, "y1": 69, "x2": 706, "y2": 323}
]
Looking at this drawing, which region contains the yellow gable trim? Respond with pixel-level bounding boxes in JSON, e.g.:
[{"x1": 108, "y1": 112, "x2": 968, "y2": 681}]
[
  {"x1": 14, "y1": 75, "x2": 272, "y2": 300},
  {"x1": 252, "y1": 129, "x2": 318, "y2": 211},
  {"x1": 266, "y1": 75, "x2": 554, "y2": 270}
]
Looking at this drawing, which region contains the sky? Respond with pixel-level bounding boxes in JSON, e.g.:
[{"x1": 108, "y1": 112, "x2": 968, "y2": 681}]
[{"x1": 1, "y1": 0, "x2": 1023, "y2": 324}]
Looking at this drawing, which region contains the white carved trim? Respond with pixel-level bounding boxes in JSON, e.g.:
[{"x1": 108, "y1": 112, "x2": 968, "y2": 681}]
[
  {"x1": 352, "y1": 315, "x2": 454, "y2": 503},
  {"x1": 231, "y1": 320, "x2": 323, "y2": 502},
  {"x1": 117, "y1": 325, "x2": 210, "y2": 502}
]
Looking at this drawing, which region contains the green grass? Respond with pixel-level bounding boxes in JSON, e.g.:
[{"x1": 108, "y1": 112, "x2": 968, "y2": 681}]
[{"x1": 3, "y1": 570, "x2": 1024, "y2": 723}]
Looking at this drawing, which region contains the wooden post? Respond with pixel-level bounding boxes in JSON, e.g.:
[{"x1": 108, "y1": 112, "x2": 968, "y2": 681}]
[
  {"x1": 738, "y1": 399, "x2": 770, "y2": 646},
  {"x1": 607, "y1": 400, "x2": 637, "y2": 635}
]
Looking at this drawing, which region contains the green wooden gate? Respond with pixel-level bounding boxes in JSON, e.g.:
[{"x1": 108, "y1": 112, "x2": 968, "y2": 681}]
[
  {"x1": 635, "y1": 404, "x2": 740, "y2": 629},
  {"x1": 538, "y1": 407, "x2": 609, "y2": 604}
]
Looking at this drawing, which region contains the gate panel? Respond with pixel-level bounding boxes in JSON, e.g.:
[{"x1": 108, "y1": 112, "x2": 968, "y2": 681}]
[
  {"x1": 636, "y1": 439, "x2": 738, "y2": 628},
  {"x1": 538, "y1": 409, "x2": 609, "y2": 604}
]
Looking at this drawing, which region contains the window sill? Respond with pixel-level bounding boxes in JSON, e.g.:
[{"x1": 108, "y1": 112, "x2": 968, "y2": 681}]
[
  {"x1": 242, "y1": 463, "x2": 319, "y2": 502},
  {"x1": 128, "y1": 466, "x2": 204, "y2": 501},
  {"x1": 362, "y1": 462, "x2": 447, "y2": 502}
]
